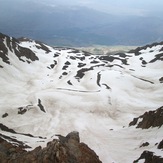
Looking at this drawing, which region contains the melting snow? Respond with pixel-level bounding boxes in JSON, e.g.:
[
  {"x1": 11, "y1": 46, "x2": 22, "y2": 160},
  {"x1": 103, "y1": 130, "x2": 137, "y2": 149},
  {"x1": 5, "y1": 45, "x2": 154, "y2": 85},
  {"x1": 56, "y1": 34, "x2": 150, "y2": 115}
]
[{"x1": 0, "y1": 36, "x2": 163, "y2": 162}]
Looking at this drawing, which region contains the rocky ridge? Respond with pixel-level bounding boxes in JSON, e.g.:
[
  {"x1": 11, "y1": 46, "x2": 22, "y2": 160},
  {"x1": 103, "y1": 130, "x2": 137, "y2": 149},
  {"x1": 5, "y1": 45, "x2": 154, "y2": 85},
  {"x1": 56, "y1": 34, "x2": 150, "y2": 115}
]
[
  {"x1": 129, "y1": 106, "x2": 163, "y2": 129},
  {"x1": 134, "y1": 151, "x2": 163, "y2": 163},
  {"x1": 0, "y1": 131, "x2": 101, "y2": 163}
]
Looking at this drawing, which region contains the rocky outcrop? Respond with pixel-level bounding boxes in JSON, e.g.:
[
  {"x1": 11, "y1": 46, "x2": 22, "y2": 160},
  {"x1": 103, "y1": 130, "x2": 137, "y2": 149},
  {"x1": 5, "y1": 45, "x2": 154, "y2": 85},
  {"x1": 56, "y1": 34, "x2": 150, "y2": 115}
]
[
  {"x1": 139, "y1": 142, "x2": 149, "y2": 148},
  {"x1": 159, "y1": 77, "x2": 163, "y2": 83},
  {"x1": 158, "y1": 139, "x2": 163, "y2": 149},
  {"x1": 0, "y1": 33, "x2": 38, "y2": 65},
  {"x1": 129, "y1": 106, "x2": 163, "y2": 129},
  {"x1": 128, "y1": 42, "x2": 163, "y2": 55},
  {"x1": 133, "y1": 151, "x2": 163, "y2": 163},
  {"x1": 0, "y1": 131, "x2": 102, "y2": 163}
]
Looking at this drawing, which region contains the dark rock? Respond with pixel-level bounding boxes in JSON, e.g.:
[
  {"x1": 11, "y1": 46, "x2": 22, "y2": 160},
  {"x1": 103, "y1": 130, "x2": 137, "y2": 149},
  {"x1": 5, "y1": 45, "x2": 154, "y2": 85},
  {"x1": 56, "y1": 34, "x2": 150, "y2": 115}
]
[
  {"x1": 97, "y1": 72, "x2": 101, "y2": 86},
  {"x1": 65, "y1": 61, "x2": 71, "y2": 65},
  {"x1": 149, "y1": 53, "x2": 163, "y2": 63},
  {"x1": 50, "y1": 64, "x2": 55, "y2": 69},
  {"x1": 0, "y1": 123, "x2": 46, "y2": 141},
  {"x1": 75, "y1": 67, "x2": 93, "y2": 79},
  {"x1": 0, "y1": 123, "x2": 16, "y2": 134},
  {"x1": 0, "y1": 131, "x2": 102, "y2": 163},
  {"x1": 129, "y1": 69, "x2": 135, "y2": 71},
  {"x1": 77, "y1": 62, "x2": 86, "y2": 68},
  {"x1": 128, "y1": 47, "x2": 142, "y2": 56},
  {"x1": 140, "y1": 142, "x2": 149, "y2": 148},
  {"x1": 67, "y1": 80, "x2": 73, "y2": 85},
  {"x1": 18, "y1": 107, "x2": 27, "y2": 115},
  {"x1": 82, "y1": 51, "x2": 91, "y2": 56},
  {"x1": 160, "y1": 47, "x2": 163, "y2": 52},
  {"x1": 158, "y1": 140, "x2": 163, "y2": 149},
  {"x1": 129, "y1": 118, "x2": 138, "y2": 126},
  {"x1": 102, "y1": 84, "x2": 111, "y2": 89},
  {"x1": 142, "y1": 60, "x2": 147, "y2": 65},
  {"x1": 0, "y1": 33, "x2": 10, "y2": 64},
  {"x1": 18, "y1": 38, "x2": 51, "y2": 53},
  {"x1": 38, "y1": 99, "x2": 46, "y2": 113},
  {"x1": 62, "y1": 72, "x2": 68, "y2": 75},
  {"x1": 2, "y1": 113, "x2": 8, "y2": 118},
  {"x1": 76, "y1": 56, "x2": 85, "y2": 61},
  {"x1": 0, "y1": 33, "x2": 39, "y2": 64},
  {"x1": 0, "y1": 134, "x2": 31, "y2": 149},
  {"x1": 129, "y1": 106, "x2": 163, "y2": 129},
  {"x1": 17, "y1": 37, "x2": 32, "y2": 42},
  {"x1": 62, "y1": 65, "x2": 68, "y2": 70},
  {"x1": 66, "y1": 131, "x2": 80, "y2": 143},
  {"x1": 35, "y1": 40, "x2": 51, "y2": 53},
  {"x1": 53, "y1": 52, "x2": 60, "y2": 57},
  {"x1": 16, "y1": 45, "x2": 39, "y2": 62},
  {"x1": 133, "y1": 150, "x2": 163, "y2": 163},
  {"x1": 70, "y1": 56, "x2": 76, "y2": 60},
  {"x1": 90, "y1": 60, "x2": 100, "y2": 64},
  {"x1": 159, "y1": 77, "x2": 163, "y2": 83},
  {"x1": 56, "y1": 131, "x2": 80, "y2": 144}
]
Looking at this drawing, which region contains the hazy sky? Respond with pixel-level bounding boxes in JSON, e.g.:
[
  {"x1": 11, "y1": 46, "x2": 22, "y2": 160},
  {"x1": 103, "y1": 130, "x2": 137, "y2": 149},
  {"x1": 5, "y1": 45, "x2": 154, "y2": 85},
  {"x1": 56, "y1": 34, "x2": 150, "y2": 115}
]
[
  {"x1": 0, "y1": 0, "x2": 163, "y2": 45},
  {"x1": 1, "y1": 0, "x2": 163, "y2": 17},
  {"x1": 36, "y1": 0, "x2": 163, "y2": 16}
]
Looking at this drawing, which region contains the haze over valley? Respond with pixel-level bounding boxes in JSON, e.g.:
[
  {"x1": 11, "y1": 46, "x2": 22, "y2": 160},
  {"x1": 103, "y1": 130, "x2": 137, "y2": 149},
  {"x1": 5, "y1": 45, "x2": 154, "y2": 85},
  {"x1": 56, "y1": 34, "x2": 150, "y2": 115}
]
[{"x1": 0, "y1": 0, "x2": 163, "y2": 46}]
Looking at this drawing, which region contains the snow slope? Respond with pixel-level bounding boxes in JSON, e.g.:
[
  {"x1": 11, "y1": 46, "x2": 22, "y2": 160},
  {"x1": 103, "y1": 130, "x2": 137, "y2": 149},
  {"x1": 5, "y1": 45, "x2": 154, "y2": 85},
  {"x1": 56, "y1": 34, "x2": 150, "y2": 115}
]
[{"x1": 0, "y1": 33, "x2": 163, "y2": 162}]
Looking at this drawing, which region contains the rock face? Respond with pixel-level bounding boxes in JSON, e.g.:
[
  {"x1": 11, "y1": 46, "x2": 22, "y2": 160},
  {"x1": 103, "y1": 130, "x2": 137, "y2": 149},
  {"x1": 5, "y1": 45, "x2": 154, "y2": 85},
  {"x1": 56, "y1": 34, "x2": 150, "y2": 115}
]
[
  {"x1": 158, "y1": 139, "x2": 163, "y2": 149},
  {"x1": 133, "y1": 151, "x2": 163, "y2": 163},
  {"x1": 0, "y1": 131, "x2": 102, "y2": 163},
  {"x1": 0, "y1": 33, "x2": 38, "y2": 66},
  {"x1": 129, "y1": 106, "x2": 163, "y2": 129},
  {"x1": 129, "y1": 106, "x2": 163, "y2": 163}
]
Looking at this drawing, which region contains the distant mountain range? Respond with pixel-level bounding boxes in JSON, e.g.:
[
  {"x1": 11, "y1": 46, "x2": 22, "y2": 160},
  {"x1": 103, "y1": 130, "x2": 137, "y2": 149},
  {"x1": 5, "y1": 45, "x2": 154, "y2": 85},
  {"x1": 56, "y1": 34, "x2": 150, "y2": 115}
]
[
  {"x1": 0, "y1": 1, "x2": 163, "y2": 46},
  {"x1": 0, "y1": 32, "x2": 163, "y2": 162}
]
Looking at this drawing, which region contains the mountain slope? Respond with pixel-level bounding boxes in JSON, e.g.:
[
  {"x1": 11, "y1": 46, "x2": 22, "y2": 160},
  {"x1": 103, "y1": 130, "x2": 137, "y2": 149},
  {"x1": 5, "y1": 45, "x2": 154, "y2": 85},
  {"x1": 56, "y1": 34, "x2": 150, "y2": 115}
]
[{"x1": 0, "y1": 33, "x2": 163, "y2": 162}]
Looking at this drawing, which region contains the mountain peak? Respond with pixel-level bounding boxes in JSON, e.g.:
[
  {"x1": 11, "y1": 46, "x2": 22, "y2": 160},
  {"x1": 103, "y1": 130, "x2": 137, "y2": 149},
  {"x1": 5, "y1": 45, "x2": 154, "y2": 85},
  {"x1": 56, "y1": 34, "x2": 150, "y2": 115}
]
[{"x1": 0, "y1": 33, "x2": 163, "y2": 163}]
